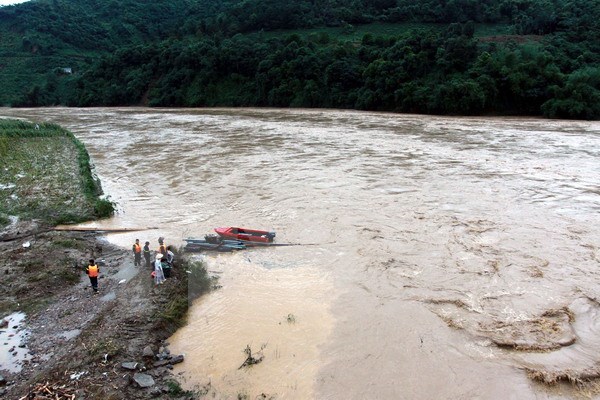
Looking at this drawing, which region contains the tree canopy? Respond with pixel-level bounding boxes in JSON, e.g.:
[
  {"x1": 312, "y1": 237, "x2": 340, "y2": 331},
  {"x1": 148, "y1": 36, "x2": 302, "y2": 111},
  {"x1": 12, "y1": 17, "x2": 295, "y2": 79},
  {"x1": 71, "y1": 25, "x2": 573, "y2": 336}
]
[{"x1": 0, "y1": 0, "x2": 598, "y2": 119}]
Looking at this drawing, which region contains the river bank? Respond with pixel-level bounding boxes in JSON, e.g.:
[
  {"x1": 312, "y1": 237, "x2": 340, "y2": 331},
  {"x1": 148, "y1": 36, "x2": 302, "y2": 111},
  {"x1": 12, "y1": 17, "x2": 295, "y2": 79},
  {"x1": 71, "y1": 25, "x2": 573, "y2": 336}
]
[
  {"x1": 0, "y1": 220, "x2": 205, "y2": 399},
  {"x1": 0, "y1": 118, "x2": 210, "y2": 398}
]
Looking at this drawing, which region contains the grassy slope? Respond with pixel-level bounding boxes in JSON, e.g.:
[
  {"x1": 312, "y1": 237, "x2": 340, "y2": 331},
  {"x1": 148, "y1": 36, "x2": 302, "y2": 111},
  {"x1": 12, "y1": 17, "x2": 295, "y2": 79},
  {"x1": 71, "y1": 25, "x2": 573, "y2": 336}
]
[{"x1": 0, "y1": 119, "x2": 113, "y2": 226}]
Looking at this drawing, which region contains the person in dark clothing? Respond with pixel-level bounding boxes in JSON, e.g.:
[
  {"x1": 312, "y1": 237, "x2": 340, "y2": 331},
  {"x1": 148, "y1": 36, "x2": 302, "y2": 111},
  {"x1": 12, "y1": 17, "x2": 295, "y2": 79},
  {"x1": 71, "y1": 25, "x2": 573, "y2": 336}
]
[
  {"x1": 86, "y1": 259, "x2": 100, "y2": 293},
  {"x1": 161, "y1": 256, "x2": 172, "y2": 278},
  {"x1": 143, "y1": 241, "x2": 152, "y2": 269},
  {"x1": 166, "y1": 245, "x2": 175, "y2": 266}
]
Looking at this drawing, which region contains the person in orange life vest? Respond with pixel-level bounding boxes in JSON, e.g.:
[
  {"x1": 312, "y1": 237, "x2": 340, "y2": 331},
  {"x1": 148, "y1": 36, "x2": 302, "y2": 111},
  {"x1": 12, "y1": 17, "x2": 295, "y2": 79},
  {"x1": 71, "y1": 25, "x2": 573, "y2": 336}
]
[
  {"x1": 86, "y1": 259, "x2": 100, "y2": 292},
  {"x1": 132, "y1": 239, "x2": 142, "y2": 266}
]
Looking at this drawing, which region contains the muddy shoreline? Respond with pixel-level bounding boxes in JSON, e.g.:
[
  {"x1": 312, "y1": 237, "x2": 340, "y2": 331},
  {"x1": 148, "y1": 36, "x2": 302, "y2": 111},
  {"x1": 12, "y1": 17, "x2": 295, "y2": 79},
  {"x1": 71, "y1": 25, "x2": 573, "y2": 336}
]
[{"x1": 0, "y1": 221, "x2": 196, "y2": 399}]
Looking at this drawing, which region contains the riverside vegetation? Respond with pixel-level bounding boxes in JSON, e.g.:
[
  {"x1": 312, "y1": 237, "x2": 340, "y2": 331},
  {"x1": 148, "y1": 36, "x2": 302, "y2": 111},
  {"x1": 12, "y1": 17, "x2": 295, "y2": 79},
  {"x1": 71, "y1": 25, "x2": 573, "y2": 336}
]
[
  {"x1": 0, "y1": 0, "x2": 598, "y2": 119},
  {"x1": 0, "y1": 119, "x2": 215, "y2": 398}
]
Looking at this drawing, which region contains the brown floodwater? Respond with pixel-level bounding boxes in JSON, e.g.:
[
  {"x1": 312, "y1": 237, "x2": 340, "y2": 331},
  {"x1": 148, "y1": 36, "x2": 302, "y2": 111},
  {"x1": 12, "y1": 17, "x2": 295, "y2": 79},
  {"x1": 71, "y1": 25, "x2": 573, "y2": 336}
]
[{"x1": 1, "y1": 107, "x2": 599, "y2": 399}]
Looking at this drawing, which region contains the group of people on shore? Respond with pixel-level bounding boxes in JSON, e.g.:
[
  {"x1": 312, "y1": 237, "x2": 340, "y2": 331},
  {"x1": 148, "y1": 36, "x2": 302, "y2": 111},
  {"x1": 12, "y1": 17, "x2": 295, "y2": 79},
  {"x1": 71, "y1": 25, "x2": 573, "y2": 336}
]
[
  {"x1": 85, "y1": 237, "x2": 176, "y2": 293},
  {"x1": 133, "y1": 237, "x2": 175, "y2": 285}
]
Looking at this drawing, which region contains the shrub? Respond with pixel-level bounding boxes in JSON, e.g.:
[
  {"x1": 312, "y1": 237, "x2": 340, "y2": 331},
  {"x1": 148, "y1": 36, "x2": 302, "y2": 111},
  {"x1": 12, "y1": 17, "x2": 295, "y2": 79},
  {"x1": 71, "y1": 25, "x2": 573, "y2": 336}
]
[{"x1": 153, "y1": 253, "x2": 215, "y2": 334}]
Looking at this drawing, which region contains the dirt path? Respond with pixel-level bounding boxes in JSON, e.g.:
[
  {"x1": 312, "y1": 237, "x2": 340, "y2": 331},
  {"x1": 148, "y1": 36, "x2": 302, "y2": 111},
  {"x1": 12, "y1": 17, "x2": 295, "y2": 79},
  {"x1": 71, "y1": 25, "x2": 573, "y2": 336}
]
[{"x1": 0, "y1": 221, "x2": 196, "y2": 399}]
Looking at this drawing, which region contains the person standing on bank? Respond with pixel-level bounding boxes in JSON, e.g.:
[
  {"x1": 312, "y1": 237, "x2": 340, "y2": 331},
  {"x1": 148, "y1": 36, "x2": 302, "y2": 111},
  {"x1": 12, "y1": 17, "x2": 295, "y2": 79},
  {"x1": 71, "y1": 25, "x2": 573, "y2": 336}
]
[
  {"x1": 158, "y1": 237, "x2": 167, "y2": 256},
  {"x1": 86, "y1": 259, "x2": 100, "y2": 293},
  {"x1": 143, "y1": 241, "x2": 152, "y2": 269},
  {"x1": 132, "y1": 239, "x2": 142, "y2": 266},
  {"x1": 154, "y1": 253, "x2": 165, "y2": 285},
  {"x1": 161, "y1": 255, "x2": 172, "y2": 278},
  {"x1": 166, "y1": 246, "x2": 175, "y2": 267}
]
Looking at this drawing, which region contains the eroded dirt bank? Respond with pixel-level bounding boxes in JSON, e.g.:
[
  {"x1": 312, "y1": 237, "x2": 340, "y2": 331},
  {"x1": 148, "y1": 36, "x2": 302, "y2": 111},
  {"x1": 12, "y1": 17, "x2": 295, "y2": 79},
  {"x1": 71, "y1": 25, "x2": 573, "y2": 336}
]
[{"x1": 0, "y1": 220, "x2": 196, "y2": 399}]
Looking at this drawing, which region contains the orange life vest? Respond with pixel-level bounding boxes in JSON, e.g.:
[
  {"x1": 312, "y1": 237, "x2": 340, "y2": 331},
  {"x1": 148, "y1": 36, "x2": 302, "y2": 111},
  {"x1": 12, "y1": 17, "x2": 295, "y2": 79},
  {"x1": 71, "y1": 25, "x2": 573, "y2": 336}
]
[
  {"x1": 133, "y1": 243, "x2": 141, "y2": 253},
  {"x1": 158, "y1": 244, "x2": 167, "y2": 254},
  {"x1": 88, "y1": 264, "x2": 99, "y2": 278}
]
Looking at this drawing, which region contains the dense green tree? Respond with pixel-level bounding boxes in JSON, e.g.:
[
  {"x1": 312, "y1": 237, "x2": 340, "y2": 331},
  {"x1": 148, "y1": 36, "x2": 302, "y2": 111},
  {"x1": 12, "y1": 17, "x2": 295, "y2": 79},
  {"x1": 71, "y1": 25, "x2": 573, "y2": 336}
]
[
  {"x1": 0, "y1": 0, "x2": 599, "y2": 118},
  {"x1": 542, "y1": 67, "x2": 600, "y2": 119},
  {"x1": 433, "y1": 77, "x2": 486, "y2": 114}
]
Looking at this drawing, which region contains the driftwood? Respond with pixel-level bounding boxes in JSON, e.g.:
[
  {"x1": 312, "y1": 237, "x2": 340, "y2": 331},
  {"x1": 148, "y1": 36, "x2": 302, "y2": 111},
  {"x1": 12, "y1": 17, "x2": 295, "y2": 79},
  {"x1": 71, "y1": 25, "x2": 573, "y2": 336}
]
[
  {"x1": 238, "y1": 344, "x2": 266, "y2": 369},
  {"x1": 1, "y1": 225, "x2": 157, "y2": 242},
  {"x1": 18, "y1": 381, "x2": 76, "y2": 400},
  {"x1": 54, "y1": 226, "x2": 158, "y2": 233}
]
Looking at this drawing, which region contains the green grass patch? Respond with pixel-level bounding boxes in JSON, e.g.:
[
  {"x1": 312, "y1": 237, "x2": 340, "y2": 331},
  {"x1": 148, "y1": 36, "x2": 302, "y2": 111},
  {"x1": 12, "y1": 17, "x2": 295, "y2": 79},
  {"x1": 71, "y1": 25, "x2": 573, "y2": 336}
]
[
  {"x1": 56, "y1": 267, "x2": 80, "y2": 284},
  {"x1": 0, "y1": 119, "x2": 115, "y2": 224},
  {"x1": 20, "y1": 297, "x2": 52, "y2": 315},
  {"x1": 26, "y1": 270, "x2": 51, "y2": 283},
  {"x1": 52, "y1": 238, "x2": 83, "y2": 249},
  {"x1": 22, "y1": 259, "x2": 45, "y2": 273},
  {"x1": 24, "y1": 264, "x2": 78, "y2": 284},
  {"x1": 0, "y1": 213, "x2": 11, "y2": 228},
  {"x1": 89, "y1": 339, "x2": 123, "y2": 359}
]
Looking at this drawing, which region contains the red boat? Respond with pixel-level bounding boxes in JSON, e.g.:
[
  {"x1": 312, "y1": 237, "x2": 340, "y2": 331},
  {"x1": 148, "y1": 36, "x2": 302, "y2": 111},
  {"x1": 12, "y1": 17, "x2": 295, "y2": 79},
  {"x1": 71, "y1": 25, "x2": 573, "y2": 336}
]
[{"x1": 214, "y1": 227, "x2": 276, "y2": 243}]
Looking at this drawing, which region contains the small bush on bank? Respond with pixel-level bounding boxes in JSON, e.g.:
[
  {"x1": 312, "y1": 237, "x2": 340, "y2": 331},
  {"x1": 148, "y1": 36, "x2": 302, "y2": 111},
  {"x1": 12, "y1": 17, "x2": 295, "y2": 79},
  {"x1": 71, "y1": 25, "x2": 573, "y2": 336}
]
[
  {"x1": 94, "y1": 198, "x2": 116, "y2": 218},
  {"x1": 154, "y1": 251, "x2": 215, "y2": 335},
  {"x1": 0, "y1": 213, "x2": 10, "y2": 228},
  {"x1": 186, "y1": 258, "x2": 213, "y2": 301},
  {"x1": 158, "y1": 297, "x2": 189, "y2": 331},
  {"x1": 165, "y1": 380, "x2": 187, "y2": 396}
]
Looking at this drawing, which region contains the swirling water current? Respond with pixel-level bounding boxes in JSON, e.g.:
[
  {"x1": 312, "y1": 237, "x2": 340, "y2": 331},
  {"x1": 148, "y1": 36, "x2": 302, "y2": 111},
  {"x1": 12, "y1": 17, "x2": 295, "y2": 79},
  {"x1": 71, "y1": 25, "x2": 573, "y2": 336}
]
[{"x1": 1, "y1": 108, "x2": 599, "y2": 399}]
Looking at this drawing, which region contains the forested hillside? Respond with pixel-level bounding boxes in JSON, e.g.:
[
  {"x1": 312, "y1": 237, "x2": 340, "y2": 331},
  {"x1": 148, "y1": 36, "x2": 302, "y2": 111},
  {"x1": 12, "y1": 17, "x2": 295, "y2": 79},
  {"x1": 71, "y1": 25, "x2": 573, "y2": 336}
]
[{"x1": 1, "y1": 0, "x2": 599, "y2": 119}]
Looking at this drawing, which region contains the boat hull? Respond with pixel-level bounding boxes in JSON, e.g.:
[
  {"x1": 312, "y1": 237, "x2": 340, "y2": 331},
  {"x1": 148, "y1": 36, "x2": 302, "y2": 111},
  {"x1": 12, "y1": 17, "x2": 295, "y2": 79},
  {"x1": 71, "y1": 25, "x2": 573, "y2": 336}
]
[{"x1": 214, "y1": 227, "x2": 275, "y2": 243}]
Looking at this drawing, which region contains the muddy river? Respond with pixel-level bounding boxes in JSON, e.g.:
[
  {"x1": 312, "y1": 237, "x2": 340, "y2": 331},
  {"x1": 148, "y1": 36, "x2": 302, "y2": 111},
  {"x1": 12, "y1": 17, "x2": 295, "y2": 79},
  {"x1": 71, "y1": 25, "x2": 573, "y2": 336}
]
[{"x1": 1, "y1": 108, "x2": 599, "y2": 399}]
